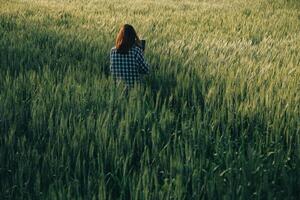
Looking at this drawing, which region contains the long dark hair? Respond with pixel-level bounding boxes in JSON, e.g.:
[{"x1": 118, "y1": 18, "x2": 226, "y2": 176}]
[{"x1": 115, "y1": 24, "x2": 140, "y2": 54}]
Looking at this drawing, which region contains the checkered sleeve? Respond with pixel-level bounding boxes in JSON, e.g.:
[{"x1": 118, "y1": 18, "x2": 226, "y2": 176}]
[{"x1": 135, "y1": 47, "x2": 149, "y2": 74}]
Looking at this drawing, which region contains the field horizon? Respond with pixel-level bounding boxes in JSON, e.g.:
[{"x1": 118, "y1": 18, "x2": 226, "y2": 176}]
[{"x1": 0, "y1": 0, "x2": 299, "y2": 199}]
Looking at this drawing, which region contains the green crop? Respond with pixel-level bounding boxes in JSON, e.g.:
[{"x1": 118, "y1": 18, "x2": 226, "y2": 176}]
[{"x1": 0, "y1": 0, "x2": 299, "y2": 199}]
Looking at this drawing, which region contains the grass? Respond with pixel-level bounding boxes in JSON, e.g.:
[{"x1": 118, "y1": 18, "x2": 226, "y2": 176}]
[{"x1": 0, "y1": 0, "x2": 299, "y2": 199}]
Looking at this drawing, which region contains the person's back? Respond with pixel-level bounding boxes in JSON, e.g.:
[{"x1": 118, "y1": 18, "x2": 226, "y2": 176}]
[
  {"x1": 110, "y1": 44, "x2": 149, "y2": 87},
  {"x1": 110, "y1": 24, "x2": 149, "y2": 88}
]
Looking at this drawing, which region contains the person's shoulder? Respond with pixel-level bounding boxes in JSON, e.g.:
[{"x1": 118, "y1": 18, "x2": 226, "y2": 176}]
[
  {"x1": 111, "y1": 46, "x2": 117, "y2": 52},
  {"x1": 110, "y1": 47, "x2": 118, "y2": 56},
  {"x1": 132, "y1": 45, "x2": 143, "y2": 54}
]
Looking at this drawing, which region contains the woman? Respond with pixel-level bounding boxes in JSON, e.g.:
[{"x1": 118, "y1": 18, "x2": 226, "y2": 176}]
[{"x1": 110, "y1": 24, "x2": 149, "y2": 88}]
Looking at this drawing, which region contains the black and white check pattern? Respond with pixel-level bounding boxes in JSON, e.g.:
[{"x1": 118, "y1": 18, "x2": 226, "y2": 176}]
[{"x1": 110, "y1": 45, "x2": 149, "y2": 87}]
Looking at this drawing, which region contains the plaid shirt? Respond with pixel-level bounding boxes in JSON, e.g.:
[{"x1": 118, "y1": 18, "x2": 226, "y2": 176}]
[{"x1": 110, "y1": 45, "x2": 149, "y2": 87}]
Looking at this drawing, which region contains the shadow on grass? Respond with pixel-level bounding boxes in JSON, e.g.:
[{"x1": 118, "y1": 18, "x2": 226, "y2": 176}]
[
  {"x1": 2, "y1": 13, "x2": 299, "y2": 200},
  {"x1": 0, "y1": 15, "x2": 111, "y2": 77},
  {"x1": 0, "y1": 14, "x2": 206, "y2": 115}
]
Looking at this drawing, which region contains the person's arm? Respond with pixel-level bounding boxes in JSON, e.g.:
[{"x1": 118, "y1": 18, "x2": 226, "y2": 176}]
[{"x1": 135, "y1": 47, "x2": 149, "y2": 74}]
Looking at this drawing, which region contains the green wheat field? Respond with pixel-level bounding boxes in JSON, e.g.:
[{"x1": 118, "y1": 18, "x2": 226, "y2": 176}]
[{"x1": 0, "y1": 0, "x2": 299, "y2": 199}]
